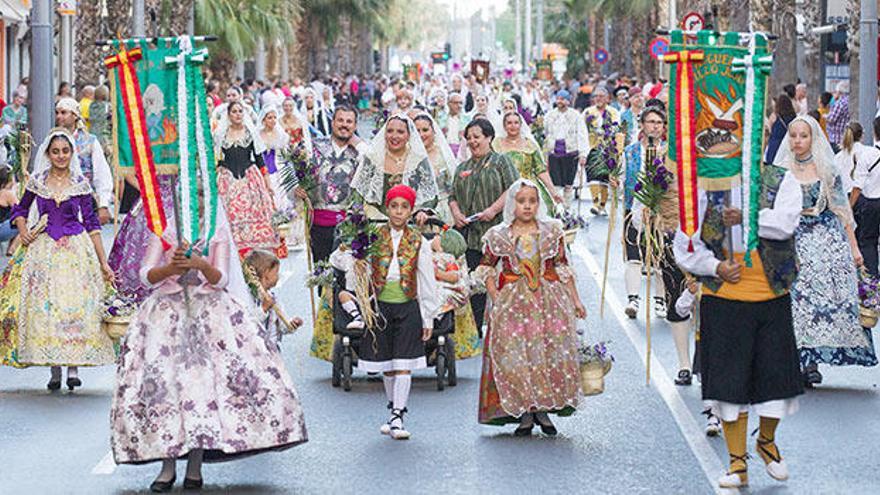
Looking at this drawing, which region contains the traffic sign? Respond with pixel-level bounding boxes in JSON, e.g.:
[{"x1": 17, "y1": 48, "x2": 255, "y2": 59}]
[
  {"x1": 681, "y1": 12, "x2": 704, "y2": 32},
  {"x1": 649, "y1": 37, "x2": 670, "y2": 60},
  {"x1": 594, "y1": 48, "x2": 609, "y2": 65}
]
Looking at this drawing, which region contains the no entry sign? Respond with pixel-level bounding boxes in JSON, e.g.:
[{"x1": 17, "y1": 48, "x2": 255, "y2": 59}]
[{"x1": 649, "y1": 37, "x2": 670, "y2": 60}]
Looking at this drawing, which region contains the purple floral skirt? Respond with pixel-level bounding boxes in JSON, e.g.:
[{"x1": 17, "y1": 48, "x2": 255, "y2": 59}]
[{"x1": 110, "y1": 290, "x2": 307, "y2": 464}]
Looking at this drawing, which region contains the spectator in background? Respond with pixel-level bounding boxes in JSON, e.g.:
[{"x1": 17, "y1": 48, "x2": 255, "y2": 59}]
[
  {"x1": 0, "y1": 166, "x2": 19, "y2": 256},
  {"x1": 827, "y1": 81, "x2": 851, "y2": 152},
  {"x1": 56, "y1": 81, "x2": 72, "y2": 102},
  {"x1": 79, "y1": 85, "x2": 95, "y2": 131},
  {"x1": 2, "y1": 90, "x2": 27, "y2": 128},
  {"x1": 794, "y1": 83, "x2": 809, "y2": 115},
  {"x1": 89, "y1": 86, "x2": 112, "y2": 150},
  {"x1": 818, "y1": 91, "x2": 833, "y2": 133},
  {"x1": 764, "y1": 93, "x2": 798, "y2": 165}
]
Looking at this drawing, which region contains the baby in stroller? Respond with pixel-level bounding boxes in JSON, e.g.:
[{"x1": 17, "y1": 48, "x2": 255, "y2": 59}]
[{"x1": 329, "y1": 245, "x2": 370, "y2": 330}]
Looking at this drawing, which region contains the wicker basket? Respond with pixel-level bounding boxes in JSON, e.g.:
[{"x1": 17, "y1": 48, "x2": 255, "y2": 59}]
[
  {"x1": 859, "y1": 305, "x2": 878, "y2": 329},
  {"x1": 579, "y1": 360, "x2": 612, "y2": 396},
  {"x1": 275, "y1": 222, "x2": 292, "y2": 238},
  {"x1": 564, "y1": 229, "x2": 578, "y2": 245},
  {"x1": 102, "y1": 315, "x2": 131, "y2": 340}
]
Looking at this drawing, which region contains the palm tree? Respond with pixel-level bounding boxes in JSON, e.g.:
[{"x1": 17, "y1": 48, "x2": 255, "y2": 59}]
[
  {"x1": 799, "y1": 0, "x2": 823, "y2": 99},
  {"x1": 846, "y1": 0, "x2": 860, "y2": 122},
  {"x1": 74, "y1": 0, "x2": 105, "y2": 89}
]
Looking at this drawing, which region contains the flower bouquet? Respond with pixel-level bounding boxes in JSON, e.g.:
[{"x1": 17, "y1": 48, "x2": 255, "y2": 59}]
[
  {"x1": 279, "y1": 142, "x2": 319, "y2": 202},
  {"x1": 530, "y1": 114, "x2": 546, "y2": 149},
  {"x1": 577, "y1": 339, "x2": 614, "y2": 396},
  {"x1": 101, "y1": 290, "x2": 139, "y2": 340},
  {"x1": 306, "y1": 260, "x2": 336, "y2": 292},
  {"x1": 271, "y1": 209, "x2": 293, "y2": 238},
  {"x1": 555, "y1": 210, "x2": 589, "y2": 245},
  {"x1": 857, "y1": 269, "x2": 880, "y2": 328},
  {"x1": 632, "y1": 156, "x2": 674, "y2": 383},
  {"x1": 336, "y1": 204, "x2": 382, "y2": 328}
]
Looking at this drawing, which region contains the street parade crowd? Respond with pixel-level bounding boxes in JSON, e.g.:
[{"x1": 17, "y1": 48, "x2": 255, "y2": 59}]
[{"x1": 1, "y1": 42, "x2": 879, "y2": 492}]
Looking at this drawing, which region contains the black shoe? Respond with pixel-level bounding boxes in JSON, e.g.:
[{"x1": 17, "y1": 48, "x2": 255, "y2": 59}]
[
  {"x1": 674, "y1": 369, "x2": 692, "y2": 386},
  {"x1": 534, "y1": 414, "x2": 558, "y2": 436},
  {"x1": 804, "y1": 369, "x2": 823, "y2": 386},
  {"x1": 514, "y1": 424, "x2": 533, "y2": 437},
  {"x1": 183, "y1": 477, "x2": 203, "y2": 490},
  {"x1": 66, "y1": 377, "x2": 82, "y2": 391},
  {"x1": 150, "y1": 475, "x2": 176, "y2": 493},
  {"x1": 47, "y1": 379, "x2": 62, "y2": 391}
]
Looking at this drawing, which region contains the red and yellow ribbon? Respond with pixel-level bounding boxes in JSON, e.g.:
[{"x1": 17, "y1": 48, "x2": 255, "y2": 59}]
[
  {"x1": 664, "y1": 50, "x2": 704, "y2": 251},
  {"x1": 105, "y1": 47, "x2": 168, "y2": 248}
]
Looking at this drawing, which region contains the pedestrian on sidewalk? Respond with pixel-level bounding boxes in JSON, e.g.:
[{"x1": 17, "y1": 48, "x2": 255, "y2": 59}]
[{"x1": 476, "y1": 179, "x2": 586, "y2": 436}]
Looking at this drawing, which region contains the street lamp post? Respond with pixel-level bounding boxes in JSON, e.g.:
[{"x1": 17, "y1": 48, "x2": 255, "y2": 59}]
[
  {"x1": 30, "y1": 0, "x2": 55, "y2": 148},
  {"x1": 859, "y1": 0, "x2": 878, "y2": 142}
]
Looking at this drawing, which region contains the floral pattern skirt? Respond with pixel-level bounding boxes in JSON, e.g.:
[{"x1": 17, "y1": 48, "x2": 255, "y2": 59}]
[
  {"x1": 218, "y1": 167, "x2": 280, "y2": 254},
  {"x1": 453, "y1": 302, "x2": 481, "y2": 360},
  {"x1": 478, "y1": 279, "x2": 580, "y2": 425},
  {"x1": 107, "y1": 175, "x2": 176, "y2": 303},
  {"x1": 0, "y1": 247, "x2": 27, "y2": 367},
  {"x1": 309, "y1": 290, "x2": 334, "y2": 362},
  {"x1": 13, "y1": 233, "x2": 113, "y2": 367},
  {"x1": 792, "y1": 212, "x2": 877, "y2": 367},
  {"x1": 111, "y1": 290, "x2": 307, "y2": 464}
]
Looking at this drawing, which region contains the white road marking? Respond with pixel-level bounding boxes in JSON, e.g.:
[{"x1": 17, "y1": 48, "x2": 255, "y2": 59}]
[
  {"x1": 91, "y1": 450, "x2": 116, "y2": 475},
  {"x1": 571, "y1": 242, "x2": 732, "y2": 495}
]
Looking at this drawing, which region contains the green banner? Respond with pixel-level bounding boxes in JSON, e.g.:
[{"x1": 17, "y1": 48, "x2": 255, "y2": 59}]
[
  {"x1": 112, "y1": 40, "x2": 179, "y2": 173},
  {"x1": 667, "y1": 31, "x2": 750, "y2": 189}
]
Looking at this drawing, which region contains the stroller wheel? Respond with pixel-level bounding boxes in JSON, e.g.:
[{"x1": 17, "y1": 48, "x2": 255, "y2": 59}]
[
  {"x1": 331, "y1": 338, "x2": 342, "y2": 388},
  {"x1": 342, "y1": 352, "x2": 353, "y2": 392},
  {"x1": 435, "y1": 352, "x2": 446, "y2": 391}
]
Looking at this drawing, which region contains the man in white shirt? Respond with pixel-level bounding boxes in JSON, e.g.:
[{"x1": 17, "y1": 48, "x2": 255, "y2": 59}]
[
  {"x1": 445, "y1": 92, "x2": 469, "y2": 157},
  {"x1": 542, "y1": 89, "x2": 590, "y2": 208},
  {"x1": 850, "y1": 116, "x2": 880, "y2": 274},
  {"x1": 55, "y1": 98, "x2": 114, "y2": 224}
]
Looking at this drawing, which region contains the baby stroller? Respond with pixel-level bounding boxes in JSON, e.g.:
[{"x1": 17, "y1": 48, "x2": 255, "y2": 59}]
[{"x1": 329, "y1": 216, "x2": 458, "y2": 392}]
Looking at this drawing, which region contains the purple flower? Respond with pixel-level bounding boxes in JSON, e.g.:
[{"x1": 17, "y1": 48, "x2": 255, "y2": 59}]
[
  {"x1": 351, "y1": 239, "x2": 363, "y2": 253},
  {"x1": 656, "y1": 165, "x2": 668, "y2": 176},
  {"x1": 634, "y1": 182, "x2": 642, "y2": 193}
]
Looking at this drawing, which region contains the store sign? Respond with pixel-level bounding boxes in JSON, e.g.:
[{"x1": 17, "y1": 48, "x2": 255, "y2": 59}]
[{"x1": 57, "y1": 0, "x2": 76, "y2": 16}]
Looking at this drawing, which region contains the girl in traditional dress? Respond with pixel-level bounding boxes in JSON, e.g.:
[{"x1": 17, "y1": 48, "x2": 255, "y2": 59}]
[
  {"x1": 772, "y1": 115, "x2": 877, "y2": 386},
  {"x1": 429, "y1": 226, "x2": 481, "y2": 360},
  {"x1": 110, "y1": 200, "x2": 307, "y2": 492},
  {"x1": 0, "y1": 129, "x2": 115, "y2": 390},
  {"x1": 258, "y1": 105, "x2": 293, "y2": 258},
  {"x1": 476, "y1": 179, "x2": 586, "y2": 435},
  {"x1": 494, "y1": 111, "x2": 562, "y2": 212},
  {"x1": 214, "y1": 101, "x2": 280, "y2": 256},
  {"x1": 361, "y1": 184, "x2": 440, "y2": 440},
  {"x1": 300, "y1": 88, "x2": 330, "y2": 137},
  {"x1": 351, "y1": 114, "x2": 439, "y2": 222}
]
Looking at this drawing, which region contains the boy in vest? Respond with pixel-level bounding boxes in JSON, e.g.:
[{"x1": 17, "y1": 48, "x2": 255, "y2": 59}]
[{"x1": 359, "y1": 185, "x2": 440, "y2": 440}]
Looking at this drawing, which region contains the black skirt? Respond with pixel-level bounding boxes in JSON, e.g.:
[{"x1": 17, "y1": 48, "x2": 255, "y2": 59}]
[
  {"x1": 699, "y1": 294, "x2": 804, "y2": 405},
  {"x1": 358, "y1": 300, "x2": 427, "y2": 372}
]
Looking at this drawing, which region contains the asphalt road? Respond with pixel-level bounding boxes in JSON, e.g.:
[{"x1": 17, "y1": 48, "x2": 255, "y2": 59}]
[{"x1": 1, "y1": 194, "x2": 879, "y2": 495}]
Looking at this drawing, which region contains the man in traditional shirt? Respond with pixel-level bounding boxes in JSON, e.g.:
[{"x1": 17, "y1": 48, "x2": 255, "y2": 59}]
[
  {"x1": 542, "y1": 89, "x2": 590, "y2": 208},
  {"x1": 583, "y1": 85, "x2": 623, "y2": 215},
  {"x1": 294, "y1": 105, "x2": 368, "y2": 263},
  {"x1": 55, "y1": 97, "x2": 113, "y2": 224}
]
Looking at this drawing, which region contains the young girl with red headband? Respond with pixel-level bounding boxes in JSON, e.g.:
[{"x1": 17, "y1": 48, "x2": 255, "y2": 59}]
[{"x1": 359, "y1": 184, "x2": 440, "y2": 440}]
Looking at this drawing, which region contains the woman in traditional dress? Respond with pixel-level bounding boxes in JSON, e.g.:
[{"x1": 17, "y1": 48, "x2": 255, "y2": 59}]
[
  {"x1": 110, "y1": 200, "x2": 307, "y2": 491},
  {"x1": 772, "y1": 115, "x2": 877, "y2": 386},
  {"x1": 476, "y1": 179, "x2": 586, "y2": 434},
  {"x1": 279, "y1": 97, "x2": 312, "y2": 250},
  {"x1": 0, "y1": 128, "x2": 115, "y2": 390},
  {"x1": 214, "y1": 101, "x2": 280, "y2": 256},
  {"x1": 300, "y1": 88, "x2": 330, "y2": 137},
  {"x1": 494, "y1": 111, "x2": 561, "y2": 212},
  {"x1": 351, "y1": 114, "x2": 439, "y2": 221},
  {"x1": 258, "y1": 105, "x2": 293, "y2": 257},
  {"x1": 411, "y1": 112, "x2": 481, "y2": 360},
  {"x1": 449, "y1": 119, "x2": 520, "y2": 333}
]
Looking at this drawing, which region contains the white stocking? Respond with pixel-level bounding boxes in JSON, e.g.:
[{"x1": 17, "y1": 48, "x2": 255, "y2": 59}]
[
  {"x1": 392, "y1": 373, "x2": 411, "y2": 411},
  {"x1": 624, "y1": 262, "x2": 642, "y2": 297},
  {"x1": 670, "y1": 320, "x2": 692, "y2": 371}
]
